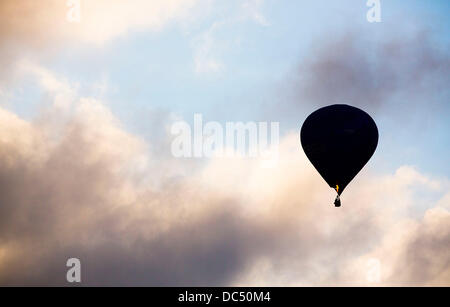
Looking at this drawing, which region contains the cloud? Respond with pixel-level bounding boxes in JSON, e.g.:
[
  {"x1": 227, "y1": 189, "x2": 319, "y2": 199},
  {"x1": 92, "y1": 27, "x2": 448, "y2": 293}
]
[
  {"x1": 0, "y1": 3, "x2": 448, "y2": 284},
  {"x1": 0, "y1": 1, "x2": 272, "y2": 79},
  {"x1": 338, "y1": 204, "x2": 450, "y2": 286},
  {"x1": 284, "y1": 29, "x2": 449, "y2": 116},
  {"x1": 0, "y1": 0, "x2": 200, "y2": 83},
  {"x1": 0, "y1": 69, "x2": 448, "y2": 285},
  {"x1": 0, "y1": 0, "x2": 199, "y2": 45},
  {"x1": 191, "y1": 0, "x2": 270, "y2": 75},
  {"x1": 17, "y1": 60, "x2": 78, "y2": 111}
]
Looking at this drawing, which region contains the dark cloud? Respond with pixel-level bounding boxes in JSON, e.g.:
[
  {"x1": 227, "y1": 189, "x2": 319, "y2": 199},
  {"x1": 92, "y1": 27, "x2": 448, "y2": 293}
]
[{"x1": 285, "y1": 29, "x2": 449, "y2": 116}]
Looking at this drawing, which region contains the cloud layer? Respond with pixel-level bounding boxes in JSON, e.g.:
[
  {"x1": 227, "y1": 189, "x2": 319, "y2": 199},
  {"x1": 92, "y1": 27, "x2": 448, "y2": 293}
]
[{"x1": 0, "y1": 87, "x2": 448, "y2": 285}]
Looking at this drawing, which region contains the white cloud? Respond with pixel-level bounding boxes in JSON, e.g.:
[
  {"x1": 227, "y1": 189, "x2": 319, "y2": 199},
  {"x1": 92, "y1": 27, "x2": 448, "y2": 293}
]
[
  {"x1": 190, "y1": 0, "x2": 270, "y2": 74},
  {"x1": 17, "y1": 60, "x2": 77, "y2": 110}
]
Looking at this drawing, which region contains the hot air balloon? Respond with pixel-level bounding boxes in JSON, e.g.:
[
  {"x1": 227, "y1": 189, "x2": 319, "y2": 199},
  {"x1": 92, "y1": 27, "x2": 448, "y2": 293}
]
[{"x1": 300, "y1": 104, "x2": 378, "y2": 207}]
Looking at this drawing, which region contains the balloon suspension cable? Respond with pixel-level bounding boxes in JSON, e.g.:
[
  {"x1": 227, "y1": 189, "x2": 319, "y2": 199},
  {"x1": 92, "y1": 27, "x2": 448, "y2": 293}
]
[{"x1": 334, "y1": 185, "x2": 341, "y2": 207}]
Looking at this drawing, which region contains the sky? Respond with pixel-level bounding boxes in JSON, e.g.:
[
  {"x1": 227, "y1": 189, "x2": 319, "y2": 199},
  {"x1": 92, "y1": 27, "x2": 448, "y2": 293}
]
[{"x1": 0, "y1": 0, "x2": 449, "y2": 286}]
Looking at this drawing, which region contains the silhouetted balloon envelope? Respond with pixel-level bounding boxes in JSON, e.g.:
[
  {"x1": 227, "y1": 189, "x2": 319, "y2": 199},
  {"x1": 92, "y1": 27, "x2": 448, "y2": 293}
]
[{"x1": 300, "y1": 104, "x2": 378, "y2": 207}]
